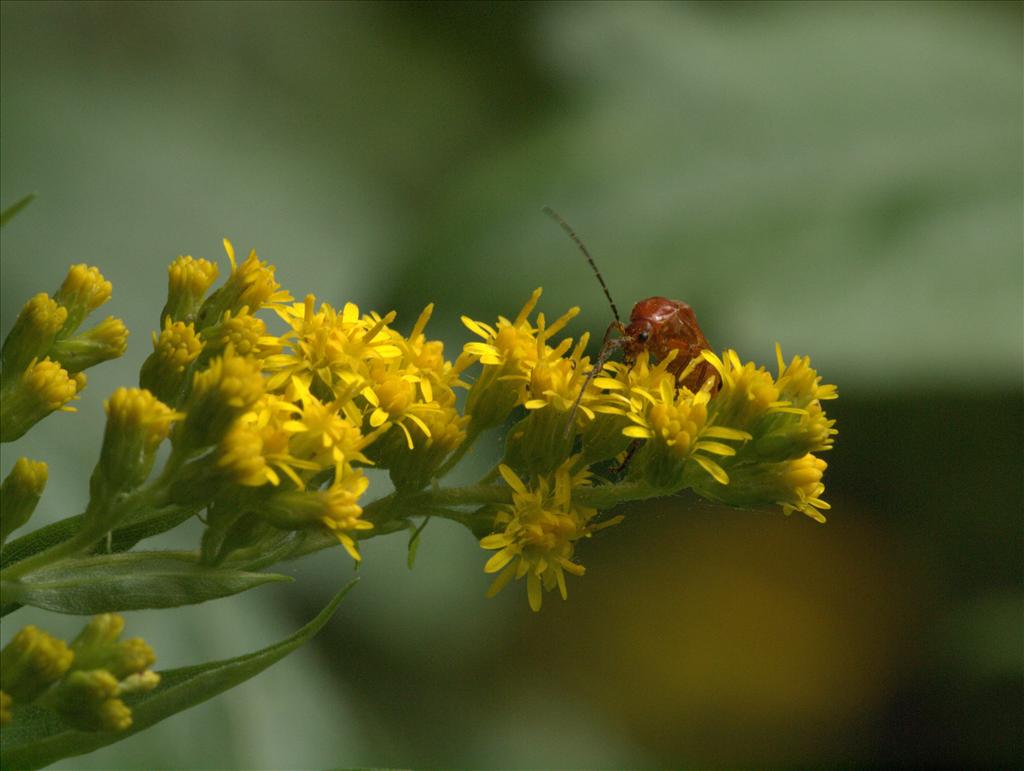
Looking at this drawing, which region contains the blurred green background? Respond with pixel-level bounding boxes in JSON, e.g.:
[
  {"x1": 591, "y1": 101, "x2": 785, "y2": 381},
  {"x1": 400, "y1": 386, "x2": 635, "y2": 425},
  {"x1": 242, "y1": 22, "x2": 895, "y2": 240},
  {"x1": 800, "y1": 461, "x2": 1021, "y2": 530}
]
[{"x1": 2, "y1": 1, "x2": 1021, "y2": 767}]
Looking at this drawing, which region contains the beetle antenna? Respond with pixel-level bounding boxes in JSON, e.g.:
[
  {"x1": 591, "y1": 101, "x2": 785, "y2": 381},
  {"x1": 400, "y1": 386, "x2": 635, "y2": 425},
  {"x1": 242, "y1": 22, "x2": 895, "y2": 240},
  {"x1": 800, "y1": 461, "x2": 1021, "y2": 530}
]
[
  {"x1": 543, "y1": 206, "x2": 621, "y2": 324},
  {"x1": 563, "y1": 335, "x2": 626, "y2": 437}
]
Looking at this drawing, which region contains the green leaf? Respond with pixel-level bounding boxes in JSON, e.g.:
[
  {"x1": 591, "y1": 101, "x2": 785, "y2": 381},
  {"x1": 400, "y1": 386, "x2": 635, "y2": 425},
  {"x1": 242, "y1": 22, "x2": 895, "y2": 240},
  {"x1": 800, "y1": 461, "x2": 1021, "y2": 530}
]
[
  {"x1": 1, "y1": 507, "x2": 196, "y2": 617},
  {"x1": 0, "y1": 193, "x2": 36, "y2": 227},
  {"x1": 0, "y1": 579, "x2": 358, "y2": 771},
  {"x1": 1, "y1": 551, "x2": 291, "y2": 614},
  {"x1": 1, "y1": 506, "x2": 195, "y2": 571}
]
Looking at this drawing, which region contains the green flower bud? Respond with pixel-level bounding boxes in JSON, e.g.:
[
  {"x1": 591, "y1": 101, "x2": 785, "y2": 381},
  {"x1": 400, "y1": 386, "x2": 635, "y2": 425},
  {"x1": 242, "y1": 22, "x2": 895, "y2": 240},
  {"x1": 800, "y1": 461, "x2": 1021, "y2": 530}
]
[
  {"x1": 48, "y1": 669, "x2": 131, "y2": 732},
  {"x1": 71, "y1": 615, "x2": 156, "y2": 680},
  {"x1": 88, "y1": 388, "x2": 179, "y2": 514},
  {"x1": 503, "y1": 406, "x2": 575, "y2": 478},
  {"x1": 49, "y1": 316, "x2": 129, "y2": 374},
  {"x1": 464, "y1": 365, "x2": 520, "y2": 434},
  {"x1": 1, "y1": 457, "x2": 48, "y2": 545},
  {"x1": 263, "y1": 470, "x2": 371, "y2": 561},
  {"x1": 577, "y1": 410, "x2": 632, "y2": 467},
  {"x1": 368, "y1": 405, "x2": 469, "y2": 491},
  {"x1": 690, "y1": 453, "x2": 831, "y2": 523}
]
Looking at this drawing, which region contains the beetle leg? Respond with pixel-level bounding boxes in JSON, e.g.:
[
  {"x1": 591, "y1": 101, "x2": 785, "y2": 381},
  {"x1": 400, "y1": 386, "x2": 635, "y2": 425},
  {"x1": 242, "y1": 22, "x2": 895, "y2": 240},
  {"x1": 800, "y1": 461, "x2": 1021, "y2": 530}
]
[{"x1": 613, "y1": 439, "x2": 642, "y2": 474}]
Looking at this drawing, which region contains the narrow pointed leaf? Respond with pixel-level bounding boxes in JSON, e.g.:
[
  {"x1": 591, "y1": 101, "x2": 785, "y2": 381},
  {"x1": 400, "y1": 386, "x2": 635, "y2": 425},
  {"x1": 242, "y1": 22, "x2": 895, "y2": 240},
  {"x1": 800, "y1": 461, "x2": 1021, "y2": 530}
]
[
  {"x1": 0, "y1": 579, "x2": 358, "y2": 771},
  {"x1": 0, "y1": 193, "x2": 36, "y2": 227},
  {"x1": 1, "y1": 507, "x2": 197, "y2": 617},
  {"x1": 1, "y1": 551, "x2": 291, "y2": 614}
]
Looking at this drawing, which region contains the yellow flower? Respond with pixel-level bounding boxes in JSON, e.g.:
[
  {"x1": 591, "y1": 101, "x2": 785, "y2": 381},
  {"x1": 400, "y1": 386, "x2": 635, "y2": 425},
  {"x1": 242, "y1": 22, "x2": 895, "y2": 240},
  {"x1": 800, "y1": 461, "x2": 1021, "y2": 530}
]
[
  {"x1": 522, "y1": 332, "x2": 593, "y2": 415},
  {"x1": 103, "y1": 388, "x2": 179, "y2": 451},
  {"x1": 778, "y1": 454, "x2": 831, "y2": 522},
  {"x1": 396, "y1": 303, "x2": 467, "y2": 392},
  {"x1": 462, "y1": 288, "x2": 579, "y2": 373},
  {"x1": 22, "y1": 357, "x2": 81, "y2": 412},
  {"x1": 218, "y1": 394, "x2": 319, "y2": 488},
  {"x1": 318, "y1": 469, "x2": 374, "y2": 561},
  {"x1": 264, "y1": 295, "x2": 401, "y2": 396},
  {"x1": 701, "y1": 347, "x2": 837, "y2": 462},
  {"x1": 194, "y1": 240, "x2": 292, "y2": 330},
  {"x1": 461, "y1": 289, "x2": 580, "y2": 431},
  {"x1": 378, "y1": 401, "x2": 469, "y2": 491},
  {"x1": 220, "y1": 239, "x2": 292, "y2": 312},
  {"x1": 151, "y1": 319, "x2": 203, "y2": 373},
  {"x1": 593, "y1": 350, "x2": 680, "y2": 417},
  {"x1": 281, "y1": 377, "x2": 381, "y2": 475},
  {"x1": 480, "y1": 462, "x2": 620, "y2": 611},
  {"x1": 775, "y1": 344, "x2": 838, "y2": 407},
  {"x1": 622, "y1": 378, "x2": 750, "y2": 488},
  {"x1": 49, "y1": 315, "x2": 129, "y2": 376},
  {"x1": 361, "y1": 367, "x2": 440, "y2": 450},
  {"x1": 168, "y1": 254, "x2": 220, "y2": 297},
  {"x1": 200, "y1": 308, "x2": 275, "y2": 360}
]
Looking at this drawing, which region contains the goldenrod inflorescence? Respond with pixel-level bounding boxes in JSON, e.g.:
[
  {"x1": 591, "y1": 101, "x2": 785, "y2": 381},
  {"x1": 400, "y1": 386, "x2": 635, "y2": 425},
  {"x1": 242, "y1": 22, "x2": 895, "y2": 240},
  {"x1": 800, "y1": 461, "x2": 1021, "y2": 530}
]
[{"x1": 1, "y1": 237, "x2": 837, "y2": 670}]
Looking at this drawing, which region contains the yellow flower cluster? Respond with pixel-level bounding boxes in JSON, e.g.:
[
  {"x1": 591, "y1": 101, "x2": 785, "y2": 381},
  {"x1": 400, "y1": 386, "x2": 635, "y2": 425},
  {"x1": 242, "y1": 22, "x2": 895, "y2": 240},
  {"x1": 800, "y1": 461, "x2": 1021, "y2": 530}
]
[
  {"x1": 137, "y1": 241, "x2": 474, "y2": 563},
  {"x1": 461, "y1": 292, "x2": 837, "y2": 608},
  {"x1": 0, "y1": 264, "x2": 127, "y2": 441},
  {"x1": 0, "y1": 615, "x2": 158, "y2": 732},
  {"x1": 2, "y1": 239, "x2": 836, "y2": 616}
]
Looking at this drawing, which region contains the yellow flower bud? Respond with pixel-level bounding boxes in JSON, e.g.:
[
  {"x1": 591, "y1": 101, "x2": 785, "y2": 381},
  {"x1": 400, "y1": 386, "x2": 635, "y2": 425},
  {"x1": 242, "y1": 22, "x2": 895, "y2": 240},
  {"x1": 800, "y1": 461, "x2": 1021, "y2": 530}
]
[
  {"x1": 200, "y1": 309, "x2": 268, "y2": 359},
  {"x1": 194, "y1": 240, "x2": 291, "y2": 331},
  {"x1": 175, "y1": 352, "x2": 264, "y2": 449},
  {"x1": 0, "y1": 625, "x2": 74, "y2": 703},
  {"x1": 264, "y1": 469, "x2": 372, "y2": 561},
  {"x1": 1, "y1": 457, "x2": 48, "y2": 544},
  {"x1": 50, "y1": 315, "x2": 129, "y2": 374},
  {"x1": 0, "y1": 357, "x2": 82, "y2": 441},
  {"x1": 54, "y1": 264, "x2": 112, "y2": 337},
  {"x1": 162, "y1": 255, "x2": 219, "y2": 323},
  {"x1": 139, "y1": 319, "x2": 203, "y2": 405},
  {"x1": 0, "y1": 293, "x2": 67, "y2": 373},
  {"x1": 50, "y1": 669, "x2": 131, "y2": 732},
  {"x1": 89, "y1": 388, "x2": 179, "y2": 510}
]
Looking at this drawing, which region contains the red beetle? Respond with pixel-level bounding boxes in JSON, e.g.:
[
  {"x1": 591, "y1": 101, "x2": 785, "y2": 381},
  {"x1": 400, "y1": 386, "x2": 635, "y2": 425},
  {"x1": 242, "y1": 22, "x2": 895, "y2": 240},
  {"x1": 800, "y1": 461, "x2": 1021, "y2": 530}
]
[
  {"x1": 618, "y1": 296, "x2": 716, "y2": 394},
  {"x1": 543, "y1": 208, "x2": 718, "y2": 427}
]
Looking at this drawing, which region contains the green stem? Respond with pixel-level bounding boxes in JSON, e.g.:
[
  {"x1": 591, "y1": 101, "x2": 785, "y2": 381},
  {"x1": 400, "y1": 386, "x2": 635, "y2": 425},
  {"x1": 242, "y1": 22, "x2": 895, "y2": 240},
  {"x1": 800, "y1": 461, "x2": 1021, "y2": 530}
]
[
  {"x1": 0, "y1": 525, "x2": 101, "y2": 582},
  {"x1": 574, "y1": 480, "x2": 670, "y2": 509},
  {"x1": 411, "y1": 484, "x2": 510, "y2": 508},
  {"x1": 0, "y1": 480, "x2": 179, "y2": 582}
]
